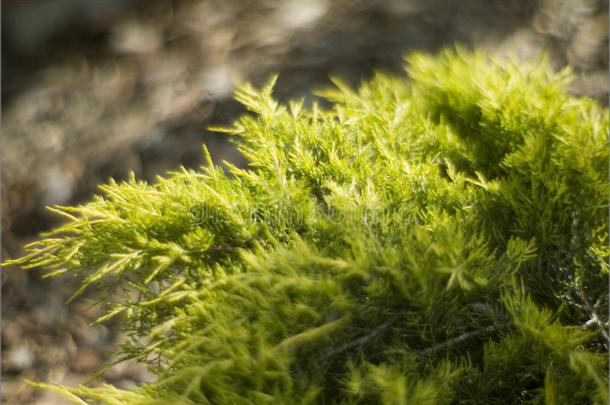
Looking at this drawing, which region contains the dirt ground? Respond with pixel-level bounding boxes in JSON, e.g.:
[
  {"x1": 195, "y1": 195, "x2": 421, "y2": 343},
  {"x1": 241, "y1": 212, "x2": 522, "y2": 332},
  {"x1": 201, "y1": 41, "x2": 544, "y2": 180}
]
[{"x1": 2, "y1": 1, "x2": 607, "y2": 404}]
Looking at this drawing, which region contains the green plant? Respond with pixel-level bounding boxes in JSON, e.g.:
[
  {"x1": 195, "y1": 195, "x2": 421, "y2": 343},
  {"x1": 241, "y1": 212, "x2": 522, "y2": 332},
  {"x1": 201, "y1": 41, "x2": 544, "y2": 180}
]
[{"x1": 7, "y1": 48, "x2": 609, "y2": 404}]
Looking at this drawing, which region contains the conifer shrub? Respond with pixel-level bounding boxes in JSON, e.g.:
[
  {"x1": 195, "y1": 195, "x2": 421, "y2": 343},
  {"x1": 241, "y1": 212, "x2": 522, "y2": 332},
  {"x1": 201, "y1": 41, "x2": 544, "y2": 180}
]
[{"x1": 7, "y1": 48, "x2": 609, "y2": 404}]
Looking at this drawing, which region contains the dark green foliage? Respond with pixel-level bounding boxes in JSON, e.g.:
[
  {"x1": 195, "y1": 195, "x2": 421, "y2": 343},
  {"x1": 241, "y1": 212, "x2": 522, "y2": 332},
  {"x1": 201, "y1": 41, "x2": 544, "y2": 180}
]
[{"x1": 8, "y1": 48, "x2": 608, "y2": 404}]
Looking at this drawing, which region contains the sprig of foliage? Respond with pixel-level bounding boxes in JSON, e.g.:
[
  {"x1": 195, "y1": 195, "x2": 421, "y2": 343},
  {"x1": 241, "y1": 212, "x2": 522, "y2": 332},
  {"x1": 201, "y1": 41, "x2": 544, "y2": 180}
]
[{"x1": 7, "y1": 47, "x2": 608, "y2": 404}]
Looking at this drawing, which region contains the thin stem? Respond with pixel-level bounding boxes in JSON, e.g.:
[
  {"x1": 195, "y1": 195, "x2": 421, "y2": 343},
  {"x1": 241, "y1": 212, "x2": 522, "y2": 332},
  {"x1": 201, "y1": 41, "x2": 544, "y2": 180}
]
[
  {"x1": 419, "y1": 325, "x2": 496, "y2": 357},
  {"x1": 569, "y1": 274, "x2": 610, "y2": 345},
  {"x1": 208, "y1": 245, "x2": 240, "y2": 253},
  {"x1": 323, "y1": 314, "x2": 400, "y2": 359},
  {"x1": 576, "y1": 288, "x2": 609, "y2": 345},
  {"x1": 274, "y1": 318, "x2": 345, "y2": 354}
]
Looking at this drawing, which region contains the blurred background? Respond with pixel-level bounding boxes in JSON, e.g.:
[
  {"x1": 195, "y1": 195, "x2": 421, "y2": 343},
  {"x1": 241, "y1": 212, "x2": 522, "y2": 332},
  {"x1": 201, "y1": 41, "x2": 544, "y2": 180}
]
[{"x1": 2, "y1": 1, "x2": 608, "y2": 403}]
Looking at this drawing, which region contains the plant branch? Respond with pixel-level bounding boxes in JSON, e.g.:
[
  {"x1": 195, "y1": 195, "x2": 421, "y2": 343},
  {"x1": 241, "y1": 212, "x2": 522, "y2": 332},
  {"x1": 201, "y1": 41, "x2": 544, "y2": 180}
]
[
  {"x1": 418, "y1": 325, "x2": 496, "y2": 356},
  {"x1": 208, "y1": 245, "x2": 241, "y2": 253},
  {"x1": 274, "y1": 318, "x2": 345, "y2": 354},
  {"x1": 575, "y1": 287, "x2": 609, "y2": 345},
  {"x1": 323, "y1": 314, "x2": 400, "y2": 359}
]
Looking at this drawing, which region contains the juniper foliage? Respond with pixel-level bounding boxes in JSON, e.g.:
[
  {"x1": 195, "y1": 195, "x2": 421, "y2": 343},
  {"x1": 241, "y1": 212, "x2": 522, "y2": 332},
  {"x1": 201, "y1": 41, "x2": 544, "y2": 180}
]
[{"x1": 7, "y1": 48, "x2": 609, "y2": 404}]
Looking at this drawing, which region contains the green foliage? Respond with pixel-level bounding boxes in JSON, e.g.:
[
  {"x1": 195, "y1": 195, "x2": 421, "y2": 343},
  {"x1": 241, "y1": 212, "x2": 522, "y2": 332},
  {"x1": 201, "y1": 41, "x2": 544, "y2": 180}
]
[{"x1": 8, "y1": 48, "x2": 609, "y2": 404}]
